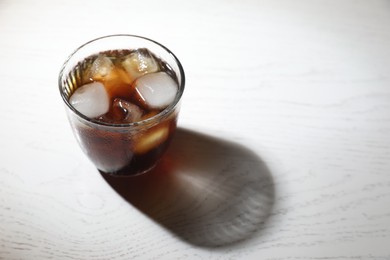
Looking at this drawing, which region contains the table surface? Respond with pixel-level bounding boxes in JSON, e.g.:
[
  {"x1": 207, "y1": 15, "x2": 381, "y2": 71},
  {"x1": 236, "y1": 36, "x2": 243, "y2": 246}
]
[{"x1": 1, "y1": 0, "x2": 390, "y2": 259}]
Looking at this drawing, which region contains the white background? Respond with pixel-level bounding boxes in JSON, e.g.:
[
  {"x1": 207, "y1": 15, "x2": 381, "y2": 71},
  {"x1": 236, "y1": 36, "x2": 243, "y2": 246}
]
[{"x1": 0, "y1": 0, "x2": 390, "y2": 259}]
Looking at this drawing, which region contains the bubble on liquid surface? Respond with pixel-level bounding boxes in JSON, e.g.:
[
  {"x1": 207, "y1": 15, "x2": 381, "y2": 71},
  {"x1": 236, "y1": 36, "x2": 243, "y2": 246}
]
[
  {"x1": 69, "y1": 82, "x2": 109, "y2": 118},
  {"x1": 134, "y1": 72, "x2": 178, "y2": 109},
  {"x1": 122, "y1": 49, "x2": 159, "y2": 80}
]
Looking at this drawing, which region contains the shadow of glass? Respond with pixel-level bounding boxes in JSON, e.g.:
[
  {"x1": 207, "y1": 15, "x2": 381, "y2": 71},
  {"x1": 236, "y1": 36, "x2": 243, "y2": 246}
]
[{"x1": 101, "y1": 128, "x2": 275, "y2": 247}]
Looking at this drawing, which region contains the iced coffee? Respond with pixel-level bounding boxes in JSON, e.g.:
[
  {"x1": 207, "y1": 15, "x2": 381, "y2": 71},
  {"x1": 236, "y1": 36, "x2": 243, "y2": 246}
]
[{"x1": 59, "y1": 35, "x2": 185, "y2": 175}]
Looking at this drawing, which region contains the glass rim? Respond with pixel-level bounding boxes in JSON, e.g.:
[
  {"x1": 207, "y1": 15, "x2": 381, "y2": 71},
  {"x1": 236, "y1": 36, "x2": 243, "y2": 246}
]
[{"x1": 58, "y1": 34, "x2": 185, "y2": 128}]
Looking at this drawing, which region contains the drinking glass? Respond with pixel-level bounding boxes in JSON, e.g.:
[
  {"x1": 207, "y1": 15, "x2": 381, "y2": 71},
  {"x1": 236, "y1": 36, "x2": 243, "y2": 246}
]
[{"x1": 59, "y1": 34, "x2": 185, "y2": 175}]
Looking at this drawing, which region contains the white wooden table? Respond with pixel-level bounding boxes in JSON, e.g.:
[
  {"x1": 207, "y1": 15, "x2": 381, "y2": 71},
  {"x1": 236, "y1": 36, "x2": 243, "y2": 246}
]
[{"x1": 1, "y1": 0, "x2": 390, "y2": 259}]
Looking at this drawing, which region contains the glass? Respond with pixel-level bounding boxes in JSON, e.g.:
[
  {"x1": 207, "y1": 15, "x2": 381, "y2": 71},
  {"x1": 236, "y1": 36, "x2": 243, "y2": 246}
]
[{"x1": 58, "y1": 34, "x2": 185, "y2": 176}]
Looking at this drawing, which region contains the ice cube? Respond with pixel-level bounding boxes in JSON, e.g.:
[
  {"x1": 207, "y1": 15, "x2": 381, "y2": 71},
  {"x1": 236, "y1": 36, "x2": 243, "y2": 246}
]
[
  {"x1": 134, "y1": 125, "x2": 169, "y2": 154},
  {"x1": 134, "y1": 72, "x2": 178, "y2": 109},
  {"x1": 140, "y1": 110, "x2": 159, "y2": 121},
  {"x1": 122, "y1": 49, "x2": 159, "y2": 80},
  {"x1": 89, "y1": 55, "x2": 134, "y2": 99},
  {"x1": 111, "y1": 98, "x2": 144, "y2": 123},
  {"x1": 101, "y1": 68, "x2": 134, "y2": 99},
  {"x1": 69, "y1": 82, "x2": 109, "y2": 118},
  {"x1": 90, "y1": 55, "x2": 114, "y2": 80}
]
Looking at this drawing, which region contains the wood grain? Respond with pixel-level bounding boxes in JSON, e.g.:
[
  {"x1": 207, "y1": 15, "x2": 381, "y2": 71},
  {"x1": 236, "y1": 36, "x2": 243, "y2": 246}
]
[{"x1": 0, "y1": 0, "x2": 390, "y2": 259}]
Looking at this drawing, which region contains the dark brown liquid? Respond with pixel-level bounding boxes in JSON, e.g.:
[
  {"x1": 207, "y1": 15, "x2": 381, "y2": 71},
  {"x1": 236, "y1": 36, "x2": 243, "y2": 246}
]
[
  {"x1": 67, "y1": 49, "x2": 179, "y2": 175},
  {"x1": 74, "y1": 117, "x2": 178, "y2": 175}
]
